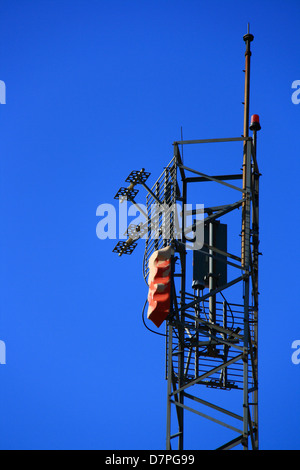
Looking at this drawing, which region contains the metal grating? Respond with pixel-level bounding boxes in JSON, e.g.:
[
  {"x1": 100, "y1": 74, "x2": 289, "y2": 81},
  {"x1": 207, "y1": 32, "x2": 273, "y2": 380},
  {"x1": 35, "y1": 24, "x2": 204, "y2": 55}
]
[
  {"x1": 112, "y1": 240, "x2": 138, "y2": 255},
  {"x1": 143, "y1": 156, "x2": 178, "y2": 281},
  {"x1": 166, "y1": 298, "x2": 256, "y2": 391}
]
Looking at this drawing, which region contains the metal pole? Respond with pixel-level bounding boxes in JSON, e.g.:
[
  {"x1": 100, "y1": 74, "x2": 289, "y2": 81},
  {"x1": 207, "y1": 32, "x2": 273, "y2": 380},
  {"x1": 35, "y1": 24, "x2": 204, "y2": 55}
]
[
  {"x1": 194, "y1": 288, "x2": 200, "y2": 379},
  {"x1": 155, "y1": 182, "x2": 160, "y2": 251},
  {"x1": 177, "y1": 177, "x2": 187, "y2": 450},
  {"x1": 208, "y1": 222, "x2": 216, "y2": 353},
  {"x1": 222, "y1": 300, "x2": 228, "y2": 387},
  {"x1": 252, "y1": 129, "x2": 259, "y2": 450},
  {"x1": 242, "y1": 139, "x2": 252, "y2": 449},
  {"x1": 241, "y1": 26, "x2": 254, "y2": 449},
  {"x1": 166, "y1": 251, "x2": 176, "y2": 450},
  {"x1": 166, "y1": 322, "x2": 173, "y2": 450},
  {"x1": 167, "y1": 143, "x2": 185, "y2": 450},
  {"x1": 241, "y1": 25, "x2": 254, "y2": 267}
]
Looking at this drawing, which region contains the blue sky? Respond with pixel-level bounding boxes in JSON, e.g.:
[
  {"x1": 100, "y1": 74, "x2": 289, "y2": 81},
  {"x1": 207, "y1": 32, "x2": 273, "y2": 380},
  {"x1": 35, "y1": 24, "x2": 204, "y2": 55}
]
[{"x1": 0, "y1": 0, "x2": 299, "y2": 450}]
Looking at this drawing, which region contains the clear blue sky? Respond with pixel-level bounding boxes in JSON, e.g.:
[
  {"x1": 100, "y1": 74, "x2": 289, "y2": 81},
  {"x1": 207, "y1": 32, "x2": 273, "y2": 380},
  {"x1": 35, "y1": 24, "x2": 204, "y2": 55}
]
[{"x1": 0, "y1": 0, "x2": 299, "y2": 450}]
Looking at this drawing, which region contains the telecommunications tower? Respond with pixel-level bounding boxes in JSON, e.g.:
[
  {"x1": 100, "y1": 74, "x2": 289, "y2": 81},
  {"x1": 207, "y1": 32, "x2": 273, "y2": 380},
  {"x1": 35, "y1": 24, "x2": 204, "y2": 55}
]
[{"x1": 113, "y1": 27, "x2": 261, "y2": 450}]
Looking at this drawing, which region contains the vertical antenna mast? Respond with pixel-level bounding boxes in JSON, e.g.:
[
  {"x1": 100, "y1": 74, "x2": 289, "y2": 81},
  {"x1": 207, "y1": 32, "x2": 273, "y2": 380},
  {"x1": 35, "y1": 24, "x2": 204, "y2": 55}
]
[{"x1": 241, "y1": 23, "x2": 254, "y2": 267}]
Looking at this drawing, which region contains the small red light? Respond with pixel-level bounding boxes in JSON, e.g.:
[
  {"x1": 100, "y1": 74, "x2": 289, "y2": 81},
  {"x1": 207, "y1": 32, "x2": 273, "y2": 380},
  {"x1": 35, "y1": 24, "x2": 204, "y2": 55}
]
[{"x1": 250, "y1": 114, "x2": 261, "y2": 131}]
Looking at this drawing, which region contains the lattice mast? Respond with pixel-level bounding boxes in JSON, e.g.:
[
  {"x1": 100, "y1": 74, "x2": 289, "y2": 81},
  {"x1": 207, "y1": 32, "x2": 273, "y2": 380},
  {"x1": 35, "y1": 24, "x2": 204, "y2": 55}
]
[{"x1": 113, "y1": 28, "x2": 261, "y2": 450}]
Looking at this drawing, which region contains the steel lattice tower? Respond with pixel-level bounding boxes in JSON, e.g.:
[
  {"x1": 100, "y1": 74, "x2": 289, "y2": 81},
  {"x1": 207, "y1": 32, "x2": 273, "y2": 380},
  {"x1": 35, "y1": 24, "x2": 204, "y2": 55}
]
[{"x1": 113, "y1": 28, "x2": 261, "y2": 450}]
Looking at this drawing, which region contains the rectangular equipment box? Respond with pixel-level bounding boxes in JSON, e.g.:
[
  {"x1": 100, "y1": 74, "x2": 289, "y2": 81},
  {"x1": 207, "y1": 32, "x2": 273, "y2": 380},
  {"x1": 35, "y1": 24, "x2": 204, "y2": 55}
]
[{"x1": 192, "y1": 222, "x2": 227, "y2": 289}]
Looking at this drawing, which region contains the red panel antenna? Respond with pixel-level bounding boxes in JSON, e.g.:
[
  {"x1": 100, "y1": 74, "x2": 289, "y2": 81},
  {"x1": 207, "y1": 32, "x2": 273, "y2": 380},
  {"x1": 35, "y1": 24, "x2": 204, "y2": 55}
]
[{"x1": 147, "y1": 246, "x2": 173, "y2": 328}]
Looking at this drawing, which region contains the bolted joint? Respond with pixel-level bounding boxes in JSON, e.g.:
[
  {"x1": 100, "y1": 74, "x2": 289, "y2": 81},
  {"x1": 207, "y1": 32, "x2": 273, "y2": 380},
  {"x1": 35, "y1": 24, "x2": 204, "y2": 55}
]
[{"x1": 241, "y1": 436, "x2": 248, "y2": 448}]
